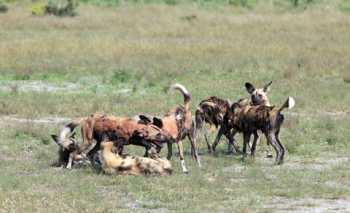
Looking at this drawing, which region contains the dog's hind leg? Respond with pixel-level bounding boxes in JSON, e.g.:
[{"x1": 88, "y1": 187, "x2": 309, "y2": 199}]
[
  {"x1": 188, "y1": 132, "x2": 201, "y2": 168},
  {"x1": 265, "y1": 132, "x2": 284, "y2": 165},
  {"x1": 195, "y1": 109, "x2": 212, "y2": 153},
  {"x1": 177, "y1": 140, "x2": 188, "y2": 173},
  {"x1": 203, "y1": 126, "x2": 213, "y2": 152},
  {"x1": 212, "y1": 126, "x2": 225, "y2": 152},
  {"x1": 226, "y1": 130, "x2": 240, "y2": 154},
  {"x1": 275, "y1": 130, "x2": 285, "y2": 164}
]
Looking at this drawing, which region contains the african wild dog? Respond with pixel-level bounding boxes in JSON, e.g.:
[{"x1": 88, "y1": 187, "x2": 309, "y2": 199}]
[
  {"x1": 51, "y1": 128, "x2": 83, "y2": 168},
  {"x1": 226, "y1": 96, "x2": 295, "y2": 164},
  {"x1": 100, "y1": 141, "x2": 172, "y2": 176},
  {"x1": 139, "y1": 84, "x2": 201, "y2": 173},
  {"x1": 195, "y1": 81, "x2": 272, "y2": 153},
  {"x1": 52, "y1": 113, "x2": 173, "y2": 169}
]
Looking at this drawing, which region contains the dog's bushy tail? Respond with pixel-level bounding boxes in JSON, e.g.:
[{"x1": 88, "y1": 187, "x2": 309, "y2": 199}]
[
  {"x1": 171, "y1": 83, "x2": 191, "y2": 114},
  {"x1": 277, "y1": 96, "x2": 295, "y2": 113}
]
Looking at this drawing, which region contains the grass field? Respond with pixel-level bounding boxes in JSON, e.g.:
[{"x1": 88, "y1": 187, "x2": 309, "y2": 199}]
[{"x1": 0, "y1": 1, "x2": 350, "y2": 212}]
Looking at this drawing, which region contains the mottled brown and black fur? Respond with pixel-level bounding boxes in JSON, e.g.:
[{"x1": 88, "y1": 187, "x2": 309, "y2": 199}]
[
  {"x1": 225, "y1": 97, "x2": 295, "y2": 164},
  {"x1": 196, "y1": 81, "x2": 272, "y2": 153},
  {"x1": 195, "y1": 96, "x2": 232, "y2": 152},
  {"x1": 52, "y1": 113, "x2": 173, "y2": 169}
]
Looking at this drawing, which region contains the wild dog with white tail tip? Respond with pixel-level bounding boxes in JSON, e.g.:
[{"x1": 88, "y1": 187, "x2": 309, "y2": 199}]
[
  {"x1": 139, "y1": 83, "x2": 201, "y2": 173},
  {"x1": 228, "y1": 96, "x2": 296, "y2": 164},
  {"x1": 195, "y1": 81, "x2": 272, "y2": 153}
]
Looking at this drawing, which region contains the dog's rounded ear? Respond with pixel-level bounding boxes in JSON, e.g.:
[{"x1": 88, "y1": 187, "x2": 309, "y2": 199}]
[
  {"x1": 152, "y1": 117, "x2": 163, "y2": 129},
  {"x1": 263, "y1": 81, "x2": 272, "y2": 92},
  {"x1": 139, "y1": 115, "x2": 152, "y2": 124},
  {"x1": 245, "y1": 82, "x2": 255, "y2": 94}
]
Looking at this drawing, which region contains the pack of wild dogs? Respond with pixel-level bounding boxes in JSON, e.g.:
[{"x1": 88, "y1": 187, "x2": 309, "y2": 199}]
[{"x1": 51, "y1": 82, "x2": 295, "y2": 176}]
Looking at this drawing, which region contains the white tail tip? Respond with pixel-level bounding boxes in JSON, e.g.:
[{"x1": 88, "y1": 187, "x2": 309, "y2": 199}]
[
  {"x1": 171, "y1": 83, "x2": 189, "y2": 96},
  {"x1": 288, "y1": 96, "x2": 295, "y2": 109}
]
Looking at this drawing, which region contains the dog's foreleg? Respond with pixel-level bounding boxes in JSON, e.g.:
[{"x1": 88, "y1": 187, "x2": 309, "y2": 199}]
[
  {"x1": 66, "y1": 153, "x2": 74, "y2": 169},
  {"x1": 177, "y1": 140, "x2": 188, "y2": 173},
  {"x1": 242, "y1": 132, "x2": 251, "y2": 158},
  {"x1": 265, "y1": 135, "x2": 273, "y2": 158},
  {"x1": 250, "y1": 131, "x2": 259, "y2": 156},
  {"x1": 166, "y1": 142, "x2": 173, "y2": 160}
]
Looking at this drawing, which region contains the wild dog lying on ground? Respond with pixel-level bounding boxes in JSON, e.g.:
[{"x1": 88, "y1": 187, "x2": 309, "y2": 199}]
[
  {"x1": 100, "y1": 141, "x2": 172, "y2": 176},
  {"x1": 139, "y1": 84, "x2": 201, "y2": 173},
  {"x1": 226, "y1": 96, "x2": 295, "y2": 164},
  {"x1": 51, "y1": 113, "x2": 173, "y2": 169},
  {"x1": 195, "y1": 81, "x2": 272, "y2": 153}
]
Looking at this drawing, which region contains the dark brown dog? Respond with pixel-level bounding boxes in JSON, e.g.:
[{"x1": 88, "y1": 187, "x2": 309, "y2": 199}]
[
  {"x1": 195, "y1": 81, "x2": 272, "y2": 153},
  {"x1": 226, "y1": 96, "x2": 295, "y2": 164}
]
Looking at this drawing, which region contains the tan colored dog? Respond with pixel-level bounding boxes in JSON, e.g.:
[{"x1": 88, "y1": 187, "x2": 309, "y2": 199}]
[
  {"x1": 139, "y1": 84, "x2": 201, "y2": 173},
  {"x1": 100, "y1": 141, "x2": 172, "y2": 176}
]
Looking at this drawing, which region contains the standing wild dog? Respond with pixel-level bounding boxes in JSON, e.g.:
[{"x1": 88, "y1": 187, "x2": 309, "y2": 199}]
[
  {"x1": 100, "y1": 141, "x2": 172, "y2": 176},
  {"x1": 195, "y1": 81, "x2": 272, "y2": 153},
  {"x1": 51, "y1": 113, "x2": 173, "y2": 169},
  {"x1": 140, "y1": 84, "x2": 201, "y2": 173},
  {"x1": 228, "y1": 96, "x2": 295, "y2": 164}
]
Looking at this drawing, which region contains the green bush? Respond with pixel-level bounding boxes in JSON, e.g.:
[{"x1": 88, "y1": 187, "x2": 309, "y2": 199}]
[
  {"x1": 79, "y1": 0, "x2": 120, "y2": 6},
  {"x1": 228, "y1": 0, "x2": 257, "y2": 8},
  {"x1": 31, "y1": 3, "x2": 46, "y2": 16},
  {"x1": 45, "y1": 0, "x2": 78, "y2": 17},
  {"x1": 0, "y1": 0, "x2": 8, "y2": 13},
  {"x1": 111, "y1": 69, "x2": 133, "y2": 85}
]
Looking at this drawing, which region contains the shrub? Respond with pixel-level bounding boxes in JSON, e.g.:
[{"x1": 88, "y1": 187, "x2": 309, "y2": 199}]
[
  {"x1": 111, "y1": 69, "x2": 133, "y2": 85},
  {"x1": 290, "y1": 0, "x2": 314, "y2": 8},
  {"x1": 45, "y1": 0, "x2": 78, "y2": 17},
  {"x1": 31, "y1": 3, "x2": 46, "y2": 16},
  {"x1": 0, "y1": 0, "x2": 8, "y2": 13},
  {"x1": 228, "y1": 0, "x2": 257, "y2": 8}
]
